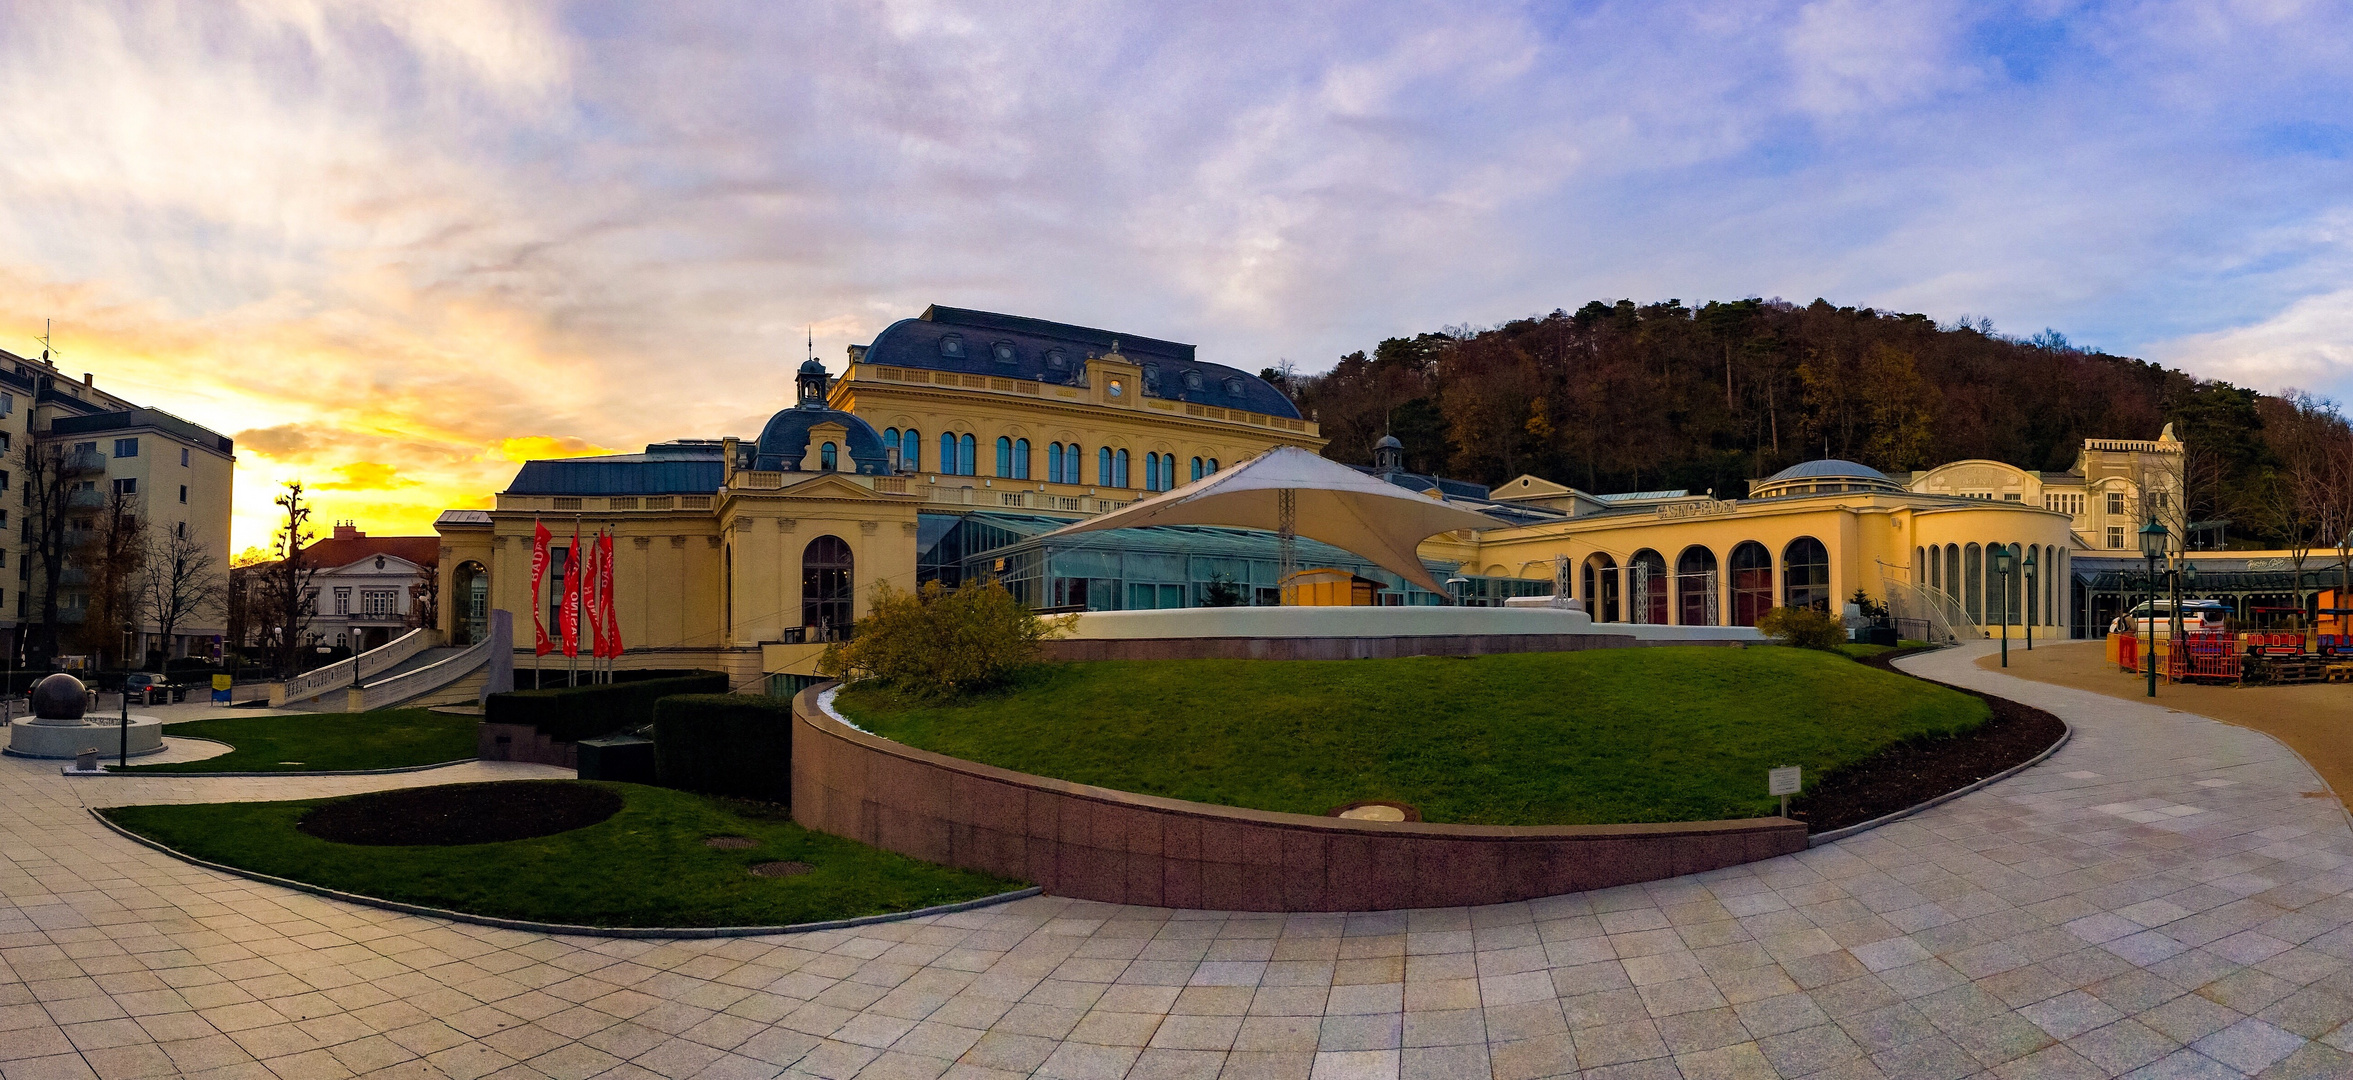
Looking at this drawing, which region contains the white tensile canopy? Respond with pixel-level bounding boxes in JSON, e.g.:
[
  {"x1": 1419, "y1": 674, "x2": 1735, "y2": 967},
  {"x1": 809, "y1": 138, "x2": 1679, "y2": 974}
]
[{"x1": 1040, "y1": 446, "x2": 1503, "y2": 596}]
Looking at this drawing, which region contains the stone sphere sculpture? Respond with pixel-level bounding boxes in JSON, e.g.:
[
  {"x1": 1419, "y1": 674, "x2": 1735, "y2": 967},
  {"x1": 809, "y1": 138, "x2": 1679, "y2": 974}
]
[{"x1": 30, "y1": 673, "x2": 87, "y2": 721}]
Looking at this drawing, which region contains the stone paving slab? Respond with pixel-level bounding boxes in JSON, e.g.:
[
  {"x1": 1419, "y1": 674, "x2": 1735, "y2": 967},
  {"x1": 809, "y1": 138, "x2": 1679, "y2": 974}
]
[{"x1": 7, "y1": 642, "x2": 2353, "y2": 1078}]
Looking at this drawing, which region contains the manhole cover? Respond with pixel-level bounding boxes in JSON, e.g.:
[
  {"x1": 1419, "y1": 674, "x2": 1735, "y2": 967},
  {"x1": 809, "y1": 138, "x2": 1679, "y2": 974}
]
[
  {"x1": 703, "y1": 836, "x2": 756, "y2": 849},
  {"x1": 749, "y1": 861, "x2": 813, "y2": 878}
]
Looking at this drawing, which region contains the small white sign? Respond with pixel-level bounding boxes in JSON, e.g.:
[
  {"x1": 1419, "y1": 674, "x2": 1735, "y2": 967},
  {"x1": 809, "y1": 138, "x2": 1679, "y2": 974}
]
[{"x1": 1768, "y1": 766, "x2": 1802, "y2": 796}]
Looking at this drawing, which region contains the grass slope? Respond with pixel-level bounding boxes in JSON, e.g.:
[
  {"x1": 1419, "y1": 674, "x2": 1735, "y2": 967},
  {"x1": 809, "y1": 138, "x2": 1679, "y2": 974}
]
[
  {"x1": 118, "y1": 709, "x2": 477, "y2": 773},
  {"x1": 102, "y1": 783, "x2": 1020, "y2": 927},
  {"x1": 838, "y1": 647, "x2": 1989, "y2": 826}
]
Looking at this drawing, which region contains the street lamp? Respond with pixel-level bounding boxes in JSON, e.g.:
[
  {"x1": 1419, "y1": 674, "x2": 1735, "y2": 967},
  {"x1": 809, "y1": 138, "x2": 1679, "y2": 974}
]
[
  {"x1": 1991, "y1": 544, "x2": 2015, "y2": 667},
  {"x1": 2022, "y1": 546, "x2": 2038, "y2": 653},
  {"x1": 2139, "y1": 516, "x2": 2169, "y2": 697}
]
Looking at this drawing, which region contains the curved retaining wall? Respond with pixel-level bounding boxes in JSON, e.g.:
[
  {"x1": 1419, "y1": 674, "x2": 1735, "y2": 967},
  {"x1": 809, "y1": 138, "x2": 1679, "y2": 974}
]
[{"x1": 791, "y1": 686, "x2": 1806, "y2": 912}]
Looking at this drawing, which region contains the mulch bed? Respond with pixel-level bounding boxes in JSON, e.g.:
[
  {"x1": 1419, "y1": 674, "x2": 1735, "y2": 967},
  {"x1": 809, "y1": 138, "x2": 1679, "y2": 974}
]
[
  {"x1": 1788, "y1": 648, "x2": 2067, "y2": 833},
  {"x1": 297, "y1": 781, "x2": 623, "y2": 846}
]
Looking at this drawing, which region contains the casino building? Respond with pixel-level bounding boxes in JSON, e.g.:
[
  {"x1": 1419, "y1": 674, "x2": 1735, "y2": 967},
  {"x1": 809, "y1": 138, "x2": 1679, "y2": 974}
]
[{"x1": 434, "y1": 305, "x2": 2079, "y2": 686}]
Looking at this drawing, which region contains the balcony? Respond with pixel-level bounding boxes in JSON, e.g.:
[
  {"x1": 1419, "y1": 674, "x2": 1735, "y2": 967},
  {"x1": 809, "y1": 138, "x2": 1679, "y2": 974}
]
[
  {"x1": 60, "y1": 449, "x2": 107, "y2": 476},
  {"x1": 66, "y1": 487, "x2": 109, "y2": 510}
]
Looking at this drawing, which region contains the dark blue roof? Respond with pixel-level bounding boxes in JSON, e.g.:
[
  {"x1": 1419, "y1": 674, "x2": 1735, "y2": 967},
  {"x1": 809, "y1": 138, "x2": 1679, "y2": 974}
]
[
  {"x1": 1766, "y1": 459, "x2": 1891, "y2": 483},
  {"x1": 860, "y1": 305, "x2": 1303, "y2": 420},
  {"x1": 506, "y1": 442, "x2": 724, "y2": 495},
  {"x1": 753, "y1": 405, "x2": 891, "y2": 474}
]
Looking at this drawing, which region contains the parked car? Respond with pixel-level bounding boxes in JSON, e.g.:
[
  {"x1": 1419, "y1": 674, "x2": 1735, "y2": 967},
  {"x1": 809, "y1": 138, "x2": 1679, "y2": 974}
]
[
  {"x1": 2110, "y1": 600, "x2": 2230, "y2": 639},
  {"x1": 122, "y1": 672, "x2": 183, "y2": 702}
]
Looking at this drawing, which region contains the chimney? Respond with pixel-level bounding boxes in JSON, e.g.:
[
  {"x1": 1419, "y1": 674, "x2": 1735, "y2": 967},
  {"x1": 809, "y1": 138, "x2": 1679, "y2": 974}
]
[
  {"x1": 82, "y1": 373, "x2": 92, "y2": 386},
  {"x1": 333, "y1": 522, "x2": 362, "y2": 541}
]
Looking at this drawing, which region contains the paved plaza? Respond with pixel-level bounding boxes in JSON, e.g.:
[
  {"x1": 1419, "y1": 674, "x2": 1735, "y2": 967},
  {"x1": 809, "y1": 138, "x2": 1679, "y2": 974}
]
[{"x1": 7, "y1": 644, "x2": 2353, "y2": 1079}]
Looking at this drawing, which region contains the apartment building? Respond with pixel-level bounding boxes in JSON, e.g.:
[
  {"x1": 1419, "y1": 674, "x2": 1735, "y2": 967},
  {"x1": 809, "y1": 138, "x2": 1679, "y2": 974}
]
[{"x1": 0, "y1": 348, "x2": 235, "y2": 667}]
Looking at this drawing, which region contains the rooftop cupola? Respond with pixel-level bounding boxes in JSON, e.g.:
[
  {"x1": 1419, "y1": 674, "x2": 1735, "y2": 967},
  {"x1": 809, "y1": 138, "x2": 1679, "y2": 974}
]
[
  {"x1": 1374, "y1": 434, "x2": 1404, "y2": 475},
  {"x1": 796, "y1": 358, "x2": 829, "y2": 409}
]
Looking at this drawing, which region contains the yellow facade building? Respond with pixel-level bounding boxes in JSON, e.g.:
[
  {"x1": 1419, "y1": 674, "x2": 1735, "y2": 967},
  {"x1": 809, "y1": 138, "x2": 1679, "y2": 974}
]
[{"x1": 435, "y1": 306, "x2": 2079, "y2": 686}]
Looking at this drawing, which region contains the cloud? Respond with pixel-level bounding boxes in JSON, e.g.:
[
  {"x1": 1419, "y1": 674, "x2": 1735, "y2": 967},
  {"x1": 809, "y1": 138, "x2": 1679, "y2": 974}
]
[
  {"x1": 311, "y1": 462, "x2": 419, "y2": 491},
  {"x1": 497, "y1": 436, "x2": 619, "y2": 463}
]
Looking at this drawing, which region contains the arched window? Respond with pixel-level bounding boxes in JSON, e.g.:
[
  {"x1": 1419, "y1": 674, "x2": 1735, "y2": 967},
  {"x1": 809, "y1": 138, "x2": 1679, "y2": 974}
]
[
  {"x1": 1115, "y1": 449, "x2": 1131, "y2": 488},
  {"x1": 1014, "y1": 438, "x2": 1031, "y2": 480},
  {"x1": 883, "y1": 427, "x2": 898, "y2": 451},
  {"x1": 1730, "y1": 542, "x2": 1772, "y2": 627},
  {"x1": 900, "y1": 429, "x2": 920, "y2": 471},
  {"x1": 996, "y1": 436, "x2": 1013, "y2": 477},
  {"x1": 1964, "y1": 543, "x2": 1982, "y2": 622},
  {"x1": 1190, "y1": 457, "x2": 1204, "y2": 482},
  {"x1": 1929, "y1": 544, "x2": 1942, "y2": 593},
  {"x1": 1162, "y1": 454, "x2": 1176, "y2": 491},
  {"x1": 453, "y1": 561, "x2": 489, "y2": 646},
  {"x1": 2045, "y1": 545, "x2": 2058, "y2": 628},
  {"x1": 939, "y1": 432, "x2": 957, "y2": 475},
  {"x1": 802, "y1": 535, "x2": 854, "y2": 638},
  {"x1": 1149, "y1": 452, "x2": 1167, "y2": 491},
  {"x1": 1989, "y1": 540, "x2": 2019, "y2": 627},
  {"x1": 1783, "y1": 537, "x2": 1830, "y2": 612},
  {"x1": 1047, "y1": 442, "x2": 1063, "y2": 484},
  {"x1": 1945, "y1": 544, "x2": 1960, "y2": 603},
  {"x1": 1914, "y1": 547, "x2": 1925, "y2": 585},
  {"x1": 959, "y1": 434, "x2": 976, "y2": 476},
  {"x1": 1207, "y1": 457, "x2": 1219, "y2": 473},
  {"x1": 1583, "y1": 555, "x2": 1620, "y2": 622},
  {"x1": 1099, "y1": 447, "x2": 1113, "y2": 486},
  {"x1": 819, "y1": 442, "x2": 838, "y2": 471},
  {"x1": 1630, "y1": 550, "x2": 1668, "y2": 625},
  {"x1": 2025, "y1": 544, "x2": 2038, "y2": 627},
  {"x1": 1676, "y1": 546, "x2": 1719, "y2": 626}
]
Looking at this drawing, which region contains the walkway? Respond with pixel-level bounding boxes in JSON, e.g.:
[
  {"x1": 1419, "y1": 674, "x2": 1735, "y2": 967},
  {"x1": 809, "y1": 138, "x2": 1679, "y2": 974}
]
[{"x1": 3, "y1": 643, "x2": 2352, "y2": 1079}]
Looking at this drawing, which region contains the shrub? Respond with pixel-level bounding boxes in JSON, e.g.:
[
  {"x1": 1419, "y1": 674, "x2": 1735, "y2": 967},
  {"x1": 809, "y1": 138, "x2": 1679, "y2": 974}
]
[
  {"x1": 486, "y1": 671, "x2": 728, "y2": 743},
  {"x1": 653, "y1": 694, "x2": 793, "y2": 802},
  {"x1": 1758, "y1": 606, "x2": 1846, "y2": 651},
  {"x1": 817, "y1": 579, "x2": 1075, "y2": 698}
]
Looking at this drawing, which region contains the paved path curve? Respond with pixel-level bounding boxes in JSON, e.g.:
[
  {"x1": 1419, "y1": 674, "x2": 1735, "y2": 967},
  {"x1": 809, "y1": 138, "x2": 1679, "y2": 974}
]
[{"x1": 7, "y1": 643, "x2": 2353, "y2": 1079}]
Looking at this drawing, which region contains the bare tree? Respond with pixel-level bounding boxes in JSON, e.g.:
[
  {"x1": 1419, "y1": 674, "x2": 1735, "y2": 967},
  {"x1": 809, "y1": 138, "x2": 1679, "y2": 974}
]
[
  {"x1": 17, "y1": 440, "x2": 78, "y2": 666},
  {"x1": 408, "y1": 560, "x2": 440, "y2": 631},
  {"x1": 69, "y1": 484, "x2": 143, "y2": 668},
  {"x1": 138, "y1": 521, "x2": 226, "y2": 666},
  {"x1": 257, "y1": 481, "x2": 320, "y2": 674}
]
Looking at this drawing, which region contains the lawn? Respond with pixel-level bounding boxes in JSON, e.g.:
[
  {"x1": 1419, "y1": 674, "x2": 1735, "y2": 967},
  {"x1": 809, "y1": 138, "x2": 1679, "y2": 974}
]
[
  {"x1": 101, "y1": 782, "x2": 1021, "y2": 928},
  {"x1": 118, "y1": 709, "x2": 477, "y2": 773},
  {"x1": 835, "y1": 646, "x2": 1990, "y2": 825}
]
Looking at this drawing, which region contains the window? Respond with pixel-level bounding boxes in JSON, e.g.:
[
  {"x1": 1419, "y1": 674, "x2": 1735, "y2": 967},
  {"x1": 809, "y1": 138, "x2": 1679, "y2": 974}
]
[
  {"x1": 1048, "y1": 443, "x2": 1063, "y2": 484},
  {"x1": 940, "y1": 432, "x2": 957, "y2": 475},
  {"x1": 1206, "y1": 458, "x2": 1218, "y2": 473},
  {"x1": 1183, "y1": 370, "x2": 1203, "y2": 391},
  {"x1": 938, "y1": 333, "x2": 965, "y2": 358},
  {"x1": 1782, "y1": 537, "x2": 1830, "y2": 612},
  {"x1": 900, "y1": 428, "x2": 920, "y2": 471},
  {"x1": 802, "y1": 536, "x2": 854, "y2": 635},
  {"x1": 1144, "y1": 452, "x2": 1161, "y2": 491},
  {"x1": 1675, "y1": 546, "x2": 1719, "y2": 626},
  {"x1": 334, "y1": 587, "x2": 351, "y2": 615},
  {"x1": 178, "y1": 485, "x2": 187, "y2": 504},
  {"x1": 2107, "y1": 526, "x2": 2124, "y2": 548},
  {"x1": 2003, "y1": 493, "x2": 2022, "y2": 501},
  {"x1": 1161, "y1": 454, "x2": 1176, "y2": 491},
  {"x1": 1013, "y1": 438, "x2": 1031, "y2": 480},
  {"x1": 180, "y1": 447, "x2": 189, "y2": 466},
  {"x1": 960, "y1": 434, "x2": 976, "y2": 476},
  {"x1": 0, "y1": 471, "x2": 9, "y2": 493},
  {"x1": 995, "y1": 437, "x2": 1012, "y2": 477},
  {"x1": 1115, "y1": 449, "x2": 1131, "y2": 488},
  {"x1": 1064, "y1": 443, "x2": 1083, "y2": 484},
  {"x1": 991, "y1": 341, "x2": 1017, "y2": 364},
  {"x1": 2107, "y1": 492, "x2": 2126, "y2": 515},
  {"x1": 1730, "y1": 542, "x2": 1772, "y2": 627},
  {"x1": 1224, "y1": 377, "x2": 1244, "y2": 397},
  {"x1": 1098, "y1": 447, "x2": 1112, "y2": 486},
  {"x1": 113, "y1": 438, "x2": 138, "y2": 458},
  {"x1": 1190, "y1": 456, "x2": 1203, "y2": 481},
  {"x1": 883, "y1": 427, "x2": 898, "y2": 451},
  {"x1": 362, "y1": 590, "x2": 397, "y2": 618},
  {"x1": 112, "y1": 478, "x2": 136, "y2": 496},
  {"x1": 1045, "y1": 349, "x2": 1069, "y2": 371},
  {"x1": 72, "y1": 441, "x2": 94, "y2": 455},
  {"x1": 1629, "y1": 550, "x2": 1668, "y2": 624},
  {"x1": 819, "y1": 442, "x2": 838, "y2": 470},
  {"x1": 1142, "y1": 362, "x2": 1160, "y2": 385},
  {"x1": 0, "y1": 392, "x2": 12, "y2": 415}
]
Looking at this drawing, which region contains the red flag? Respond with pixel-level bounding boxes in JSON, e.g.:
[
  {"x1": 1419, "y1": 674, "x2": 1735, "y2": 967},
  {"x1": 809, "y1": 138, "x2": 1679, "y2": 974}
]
[
  {"x1": 530, "y1": 520, "x2": 552, "y2": 656},
  {"x1": 560, "y1": 522, "x2": 582, "y2": 657},
  {"x1": 598, "y1": 529, "x2": 622, "y2": 658},
  {"x1": 584, "y1": 529, "x2": 608, "y2": 659}
]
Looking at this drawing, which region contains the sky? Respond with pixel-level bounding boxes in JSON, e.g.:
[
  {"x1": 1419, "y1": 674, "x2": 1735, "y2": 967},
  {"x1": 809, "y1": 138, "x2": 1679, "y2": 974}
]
[{"x1": 5, "y1": 0, "x2": 2353, "y2": 552}]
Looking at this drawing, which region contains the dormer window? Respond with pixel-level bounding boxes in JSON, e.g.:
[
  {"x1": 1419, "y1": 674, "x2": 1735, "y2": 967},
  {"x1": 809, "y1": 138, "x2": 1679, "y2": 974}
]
[
  {"x1": 991, "y1": 341, "x2": 1017, "y2": 364},
  {"x1": 1142, "y1": 362, "x2": 1160, "y2": 384},
  {"x1": 1223, "y1": 377, "x2": 1245, "y2": 397},
  {"x1": 938, "y1": 334, "x2": 965, "y2": 358},
  {"x1": 1182, "y1": 370, "x2": 1203, "y2": 391},
  {"x1": 1044, "y1": 349, "x2": 1069, "y2": 371}
]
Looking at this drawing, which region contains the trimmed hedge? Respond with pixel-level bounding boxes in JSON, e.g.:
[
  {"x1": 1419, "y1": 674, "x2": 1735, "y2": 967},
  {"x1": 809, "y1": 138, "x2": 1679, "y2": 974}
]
[
  {"x1": 653, "y1": 694, "x2": 792, "y2": 804},
  {"x1": 486, "y1": 671, "x2": 727, "y2": 743}
]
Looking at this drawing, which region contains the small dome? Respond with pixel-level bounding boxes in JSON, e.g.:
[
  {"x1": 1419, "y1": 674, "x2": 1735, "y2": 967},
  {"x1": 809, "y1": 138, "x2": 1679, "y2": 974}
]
[
  {"x1": 752, "y1": 406, "x2": 892, "y2": 475},
  {"x1": 1765, "y1": 459, "x2": 1891, "y2": 484},
  {"x1": 1752, "y1": 458, "x2": 1901, "y2": 498},
  {"x1": 1375, "y1": 434, "x2": 1403, "y2": 450},
  {"x1": 798, "y1": 358, "x2": 827, "y2": 375}
]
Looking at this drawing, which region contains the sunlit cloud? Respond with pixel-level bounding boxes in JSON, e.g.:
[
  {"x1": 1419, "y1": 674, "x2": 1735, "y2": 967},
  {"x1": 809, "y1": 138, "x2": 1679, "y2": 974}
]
[{"x1": 2, "y1": 0, "x2": 2352, "y2": 554}]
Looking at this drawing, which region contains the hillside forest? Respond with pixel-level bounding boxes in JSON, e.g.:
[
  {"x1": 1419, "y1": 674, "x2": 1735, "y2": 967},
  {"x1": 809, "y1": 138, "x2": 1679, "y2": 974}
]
[{"x1": 1276, "y1": 297, "x2": 2353, "y2": 553}]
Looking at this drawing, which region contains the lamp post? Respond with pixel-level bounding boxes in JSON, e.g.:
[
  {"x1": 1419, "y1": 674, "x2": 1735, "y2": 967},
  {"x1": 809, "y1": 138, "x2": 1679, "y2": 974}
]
[
  {"x1": 2140, "y1": 516, "x2": 2169, "y2": 697},
  {"x1": 2023, "y1": 547, "x2": 2037, "y2": 652},
  {"x1": 1992, "y1": 544, "x2": 2014, "y2": 667}
]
